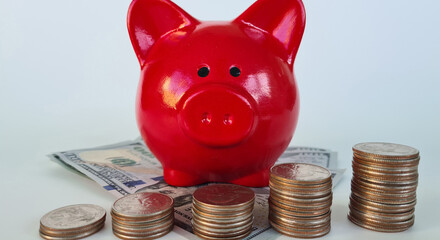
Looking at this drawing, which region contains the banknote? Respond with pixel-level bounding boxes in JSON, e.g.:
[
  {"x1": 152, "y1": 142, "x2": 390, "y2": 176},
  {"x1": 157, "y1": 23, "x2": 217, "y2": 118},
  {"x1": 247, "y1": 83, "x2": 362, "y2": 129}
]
[{"x1": 49, "y1": 139, "x2": 345, "y2": 239}]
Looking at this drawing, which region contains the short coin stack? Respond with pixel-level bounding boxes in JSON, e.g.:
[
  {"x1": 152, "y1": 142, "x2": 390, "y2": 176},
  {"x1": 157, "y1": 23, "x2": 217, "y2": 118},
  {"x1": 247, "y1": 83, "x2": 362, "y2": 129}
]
[
  {"x1": 349, "y1": 142, "x2": 420, "y2": 232},
  {"x1": 269, "y1": 163, "x2": 333, "y2": 238},
  {"x1": 40, "y1": 204, "x2": 106, "y2": 240},
  {"x1": 111, "y1": 192, "x2": 174, "y2": 239},
  {"x1": 192, "y1": 184, "x2": 255, "y2": 239}
]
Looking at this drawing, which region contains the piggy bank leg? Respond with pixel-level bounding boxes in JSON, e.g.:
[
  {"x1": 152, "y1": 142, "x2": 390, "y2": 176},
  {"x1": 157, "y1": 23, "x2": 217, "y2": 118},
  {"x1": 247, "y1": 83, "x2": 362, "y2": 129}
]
[
  {"x1": 163, "y1": 168, "x2": 205, "y2": 187},
  {"x1": 230, "y1": 169, "x2": 270, "y2": 187}
]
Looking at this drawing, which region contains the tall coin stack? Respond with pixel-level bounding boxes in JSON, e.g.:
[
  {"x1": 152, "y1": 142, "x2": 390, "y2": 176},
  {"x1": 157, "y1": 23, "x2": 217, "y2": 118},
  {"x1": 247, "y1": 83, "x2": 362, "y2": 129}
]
[
  {"x1": 269, "y1": 163, "x2": 333, "y2": 238},
  {"x1": 111, "y1": 192, "x2": 175, "y2": 239},
  {"x1": 192, "y1": 184, "x2": 255, "y2": 239},
  {"x1": 349, "y1": 142, "x2": 420, "y2": 232},
  {"x1": 40, "y1": 204, "x2": 106, "y2": 240}
]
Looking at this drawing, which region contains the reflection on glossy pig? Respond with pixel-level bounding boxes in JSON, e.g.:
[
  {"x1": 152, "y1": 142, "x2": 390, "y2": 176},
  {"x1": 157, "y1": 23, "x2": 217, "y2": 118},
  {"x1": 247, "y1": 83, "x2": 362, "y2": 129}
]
[{"x1": 128, "y1": 0, "x2": 306, "y2": 186}]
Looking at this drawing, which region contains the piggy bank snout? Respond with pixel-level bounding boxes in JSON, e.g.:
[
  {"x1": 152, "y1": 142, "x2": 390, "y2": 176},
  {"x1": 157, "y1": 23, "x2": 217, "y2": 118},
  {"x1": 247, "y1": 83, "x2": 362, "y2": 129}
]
[{"x1": 178, "y1": 86, "x2": 255, "y2": 147}]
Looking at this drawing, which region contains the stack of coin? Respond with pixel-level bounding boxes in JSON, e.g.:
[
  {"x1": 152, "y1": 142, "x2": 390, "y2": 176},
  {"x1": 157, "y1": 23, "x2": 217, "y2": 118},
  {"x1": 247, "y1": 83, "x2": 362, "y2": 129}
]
[
  {"x1": 269, "y1": 163, "x2": 332, "y2": 238},
  {"x1": 40, "y1": 204, "x2": 106, "y2": 239},
  {"x1": 348, "y1": 142, "x2": 420, "y2": 232},
  {"x1": 192, "y1": 184, "x2": 255, "y2": 239},
  {"x1": 111, "y1": 192, "x2": 174, "y2": 239}
]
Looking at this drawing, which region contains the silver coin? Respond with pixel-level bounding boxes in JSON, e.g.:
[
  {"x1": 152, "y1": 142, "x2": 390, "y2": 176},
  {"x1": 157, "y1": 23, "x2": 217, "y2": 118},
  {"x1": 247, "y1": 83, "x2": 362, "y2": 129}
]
[
  {"x1": 353, "y1": 142, "x2": 419, "y2": 158},
  {"x1": 112, "y1": 192, "x2": 173, "y2": 218},
  {"x1": 271, "y1": 163, "x2": 331, "y2": 183},
  {"x1": 40, "y1": 204, "x2": 106, "y2": 231}
]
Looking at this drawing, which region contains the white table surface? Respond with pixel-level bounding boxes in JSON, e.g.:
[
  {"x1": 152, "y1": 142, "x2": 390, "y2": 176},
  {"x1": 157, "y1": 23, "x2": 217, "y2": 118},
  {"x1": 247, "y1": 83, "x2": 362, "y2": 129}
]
[{"x1": 1, "y1": 0, "x2": 439, "y2": 239}]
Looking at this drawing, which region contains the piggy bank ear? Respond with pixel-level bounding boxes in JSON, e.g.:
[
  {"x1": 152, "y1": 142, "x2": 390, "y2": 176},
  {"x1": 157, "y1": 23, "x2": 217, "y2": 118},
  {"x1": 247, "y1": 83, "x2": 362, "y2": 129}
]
[
  {"x1": 128, "y1": 0, "x2": 199, "y2": 67},
  {"x1": 234, "y1": 0, "x2": 306, "y2": 67}
]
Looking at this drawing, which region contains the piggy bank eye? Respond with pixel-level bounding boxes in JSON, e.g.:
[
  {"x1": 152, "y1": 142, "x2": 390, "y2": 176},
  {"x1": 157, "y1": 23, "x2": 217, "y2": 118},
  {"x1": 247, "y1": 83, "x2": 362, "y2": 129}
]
[
  {"x1": 230, "y1": 66, "x2": 241, "y2": 77},
  {"x1": 198, "y1": 66, "x2": 210, "y2": 77}
]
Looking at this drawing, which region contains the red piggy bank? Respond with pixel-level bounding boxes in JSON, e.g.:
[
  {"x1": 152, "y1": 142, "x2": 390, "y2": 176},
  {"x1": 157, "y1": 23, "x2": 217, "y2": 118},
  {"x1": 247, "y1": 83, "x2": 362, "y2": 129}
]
[{"x1": 128, "y1": 0, "x2": 305, "y2": 187}]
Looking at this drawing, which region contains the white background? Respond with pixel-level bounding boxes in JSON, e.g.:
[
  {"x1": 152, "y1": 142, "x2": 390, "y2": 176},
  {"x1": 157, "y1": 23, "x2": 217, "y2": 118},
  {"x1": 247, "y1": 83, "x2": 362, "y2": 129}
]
[{"x1": 0, "y1": 0, "x2": 439, "y2": 239}]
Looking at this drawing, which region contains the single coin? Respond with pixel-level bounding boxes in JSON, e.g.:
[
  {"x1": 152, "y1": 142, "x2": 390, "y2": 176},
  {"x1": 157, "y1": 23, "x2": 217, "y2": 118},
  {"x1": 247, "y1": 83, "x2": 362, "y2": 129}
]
[
  {"x1": 352, "y1": 160, "x2": 419, "y2": 174},
  {"x1": 348, "y1": 214, "x2": 413, "y2": 233},
  {"x1": 112, "y1": 225, "x2": 173, "y2": 240},
  {"x1": 192, "y1": 217, "x2": 253, "y2": 234},
  {"x1": 112, "y1": 218, "x2": 173, "y2": 236},
  {"x1": 192, "y1": 199, "x2": 254, "y2": 215},
  {"x1": 270, "y1": 184, "x2": 332, "y2": 199},
  {"x1": 270, "y1": 163, "x2": 331, "y2": 184},
  {"x1": 351, "y1": 183, "x2": 417, "y2": 199},
  {"x1": 352, "y1": 172, "x2": 418, "y2": 185},
  {"x1": 193, "y1": 226, "x2": 252, "y2": 240},
  {"x1": 269, "y1": 211, "x2": 331, "y2": 227},
  {"x1": 192, "y1": 214, "x2": 253, "y2": 230},
  {"x1": 40, "y1": 218, "x2": 105, "y2": 237},
  {"x1": 112, "y1": 192, "x2": 173, "y2": 218},
  {"x1": 269, "y1": 191, "x2": 332, "y2": 206},
  {"x1": 351, "y1": 177, "x2": 418, "y2": 192},
  {"x1": 192, "y1": 205, "x2": 253, "y2": 223},
  {"x1": 269, "y1": 176, "x2": 332, "y2": 190},
  {"x1": 40, "y1": 204, "x2": 106, "y2": 232},
  {"x1": 353, "y1": 142, "x2": 419, "y2": 160},
  {"x1": 112, "y1": 215, "x2": 173, "y2": 233},
  {"x1": 269, "y1": 178, "x2": 332, "y2": 191},
  {"x1": 111, "y1": 208, "x2": 173, "y2": 225},
  {"x1": 192, "y1": 184, "x2": 255, "y2": 208},
  {"x1": 269, "y1": 219, "x2": 331, "y2": 238},
  {"x1": 269, "y1": 197, "x2": 332, "y2": 215},
  {"x1": 349, "y1": 194, "x2": 416, "y2": 213},
  {"x1": 39, "y1": 222, "x2": 104, "y2": 240}
]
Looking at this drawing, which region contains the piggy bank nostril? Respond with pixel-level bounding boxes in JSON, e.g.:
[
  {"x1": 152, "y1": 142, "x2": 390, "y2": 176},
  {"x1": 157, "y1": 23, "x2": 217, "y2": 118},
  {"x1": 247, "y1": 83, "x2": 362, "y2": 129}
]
[
  {"x1": 201, "y1": 112, "x2": 212, "y2": 125},
  {"x1": 223, "y1": 114, "x2": 233, "y2": 126}
]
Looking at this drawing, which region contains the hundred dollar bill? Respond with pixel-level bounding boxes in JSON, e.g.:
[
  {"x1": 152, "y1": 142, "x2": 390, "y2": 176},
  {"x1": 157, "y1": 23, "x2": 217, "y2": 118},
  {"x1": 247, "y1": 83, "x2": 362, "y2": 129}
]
[{"x1": 49, "y1": 139, "x2": 345, "y2": 240}]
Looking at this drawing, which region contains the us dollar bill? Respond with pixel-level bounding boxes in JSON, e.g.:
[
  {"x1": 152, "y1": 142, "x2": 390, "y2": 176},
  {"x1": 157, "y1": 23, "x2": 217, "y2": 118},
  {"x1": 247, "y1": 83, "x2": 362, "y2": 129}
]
[{"x1": 49, "y1": 139, "x2": 345, "y2": 240}]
